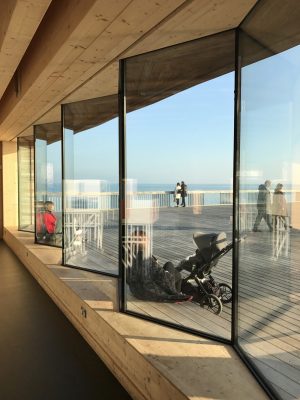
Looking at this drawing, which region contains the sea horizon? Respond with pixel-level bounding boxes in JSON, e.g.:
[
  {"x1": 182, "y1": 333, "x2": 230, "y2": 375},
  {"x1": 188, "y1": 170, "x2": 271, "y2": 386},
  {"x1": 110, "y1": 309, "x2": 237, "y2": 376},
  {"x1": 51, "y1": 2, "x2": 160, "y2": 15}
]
[{"x1": 48, "y1": 181, "x2": 299, "y2": 192}]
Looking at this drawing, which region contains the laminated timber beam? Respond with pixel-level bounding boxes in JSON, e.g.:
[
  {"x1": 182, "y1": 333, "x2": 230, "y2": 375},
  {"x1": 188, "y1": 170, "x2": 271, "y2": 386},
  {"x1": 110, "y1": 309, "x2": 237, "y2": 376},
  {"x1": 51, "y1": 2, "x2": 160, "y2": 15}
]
[
  {"x1": 0, "y1": 0, "x2": 257, "y2": 140},
  {"x1": 0, "y1": 0, "x2": 186, "y2": 141},
  {"x1": 32, "y1": 0, "x2": 257, "y2": 128},
  {"x1": 0, "y1": 0, "x2": 52, "y2": 100}
]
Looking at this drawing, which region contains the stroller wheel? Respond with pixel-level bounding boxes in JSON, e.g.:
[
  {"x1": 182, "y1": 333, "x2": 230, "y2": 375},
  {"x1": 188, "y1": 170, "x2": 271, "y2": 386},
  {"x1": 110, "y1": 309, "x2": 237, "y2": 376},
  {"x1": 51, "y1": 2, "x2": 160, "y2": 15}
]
[
  {"x1": 200, "y1": 294, "x2": 222, "y2": 315},
  {"x1": 218, "y1": 283, "x2": 232, "y2": 304}
]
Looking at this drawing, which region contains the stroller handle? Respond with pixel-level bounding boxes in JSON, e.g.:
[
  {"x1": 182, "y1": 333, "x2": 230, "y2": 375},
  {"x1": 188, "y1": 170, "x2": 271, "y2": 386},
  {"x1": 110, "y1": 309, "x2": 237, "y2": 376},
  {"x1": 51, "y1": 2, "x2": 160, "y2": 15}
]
[
  {"x1": 193, "y1": 235, "x2": 246, "y2": 277},
  {"x1": 207, "y1": 235, "x2": 246, "y2": 264}
]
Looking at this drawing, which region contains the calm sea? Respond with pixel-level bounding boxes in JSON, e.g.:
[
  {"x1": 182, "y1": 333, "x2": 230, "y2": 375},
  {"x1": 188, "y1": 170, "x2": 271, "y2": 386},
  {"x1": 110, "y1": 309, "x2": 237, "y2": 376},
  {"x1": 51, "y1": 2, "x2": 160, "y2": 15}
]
[
  {"x1": 118, "y1": 183, "x2": 298, "y2": 192},
  {"x1": 49, "y1": 182, "x2": 299, "y2": 192},
  {"x1": 134, "y1": 183, "x2": 233, "y2": 192}
]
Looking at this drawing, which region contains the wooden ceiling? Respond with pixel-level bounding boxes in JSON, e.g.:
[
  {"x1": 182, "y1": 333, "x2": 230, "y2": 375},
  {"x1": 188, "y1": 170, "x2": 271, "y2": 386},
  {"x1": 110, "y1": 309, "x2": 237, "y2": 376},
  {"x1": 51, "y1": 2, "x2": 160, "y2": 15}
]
[
  {"x1": 0, "y1": 0, "x2": 258, "y2": 140},
  {"x1": 0, "y1": 0, "x2": 51, "y2": 100}
]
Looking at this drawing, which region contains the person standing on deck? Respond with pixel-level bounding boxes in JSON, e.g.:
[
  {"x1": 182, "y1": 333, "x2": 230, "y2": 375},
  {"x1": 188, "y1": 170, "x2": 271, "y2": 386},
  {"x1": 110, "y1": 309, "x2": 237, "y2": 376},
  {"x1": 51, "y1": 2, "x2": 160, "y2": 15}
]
[
  {"x1": 174, "y1": 182, "x2": 181, "y2": 207},
  {"x1": 253, "y1": 180, "x2": 273, "y2": 232},
  {"x1": 272, "y1": 183, "x2": 288, "y2": 230},
  {"x1": 180, "y1": 181, "x2": 187, "y2": 207}
]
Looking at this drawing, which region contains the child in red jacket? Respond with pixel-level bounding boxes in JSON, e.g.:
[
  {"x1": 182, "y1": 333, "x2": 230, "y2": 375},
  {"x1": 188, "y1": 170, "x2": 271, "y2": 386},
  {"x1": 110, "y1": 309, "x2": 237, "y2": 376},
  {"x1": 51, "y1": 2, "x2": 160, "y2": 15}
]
[{"x1": 43, "y1": 201, "x2": 57, "y2": 243}]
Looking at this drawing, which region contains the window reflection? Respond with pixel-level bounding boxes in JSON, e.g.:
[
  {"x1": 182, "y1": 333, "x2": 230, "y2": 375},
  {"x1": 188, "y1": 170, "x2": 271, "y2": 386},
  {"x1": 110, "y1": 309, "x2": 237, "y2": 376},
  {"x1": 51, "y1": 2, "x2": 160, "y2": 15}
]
[
  {"x1": 123, "y1": 33, "x2": 235, "y2": 339},
  {"x1": 238, "y1": 18, "x2": 300, "y2": 397},
  {"x1": 34, "y1": 122, "x2": 62, "y2": 247},
  {"x1": 18, "y1": 135, "x2": 34, "y2": 232},
  {"x1": 62, "y1": 96, "x2": 119, "y2": 275}
]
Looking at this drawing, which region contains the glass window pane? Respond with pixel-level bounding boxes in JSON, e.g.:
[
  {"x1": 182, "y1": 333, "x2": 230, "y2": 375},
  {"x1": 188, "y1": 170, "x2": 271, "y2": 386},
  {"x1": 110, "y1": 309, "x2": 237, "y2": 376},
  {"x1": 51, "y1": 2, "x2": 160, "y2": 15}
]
[
  {"x1": 238, "y1": 2, "x2": 300, "y2": 397},
  {"x1": 35, "y1": 122, "x2": 62, "y2": 247},
  {"x1": 63, "y1": 95, "x2": 119, "y2": 275},
  {"x1": 123, "y1": 32, "x2": 235, "y2": 340},
  {"x1": 18, "y1": 135, "x2": 34, "y2": 231}
]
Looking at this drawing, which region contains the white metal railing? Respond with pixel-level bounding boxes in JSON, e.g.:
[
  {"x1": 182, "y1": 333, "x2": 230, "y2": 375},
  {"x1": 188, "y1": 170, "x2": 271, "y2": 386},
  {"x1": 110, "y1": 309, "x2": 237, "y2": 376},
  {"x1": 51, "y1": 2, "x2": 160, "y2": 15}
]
[
  {"x1": 34, "y1": 189, "x2": 299, "y2": 259},
  {"x1": 40, "y1": 189, "x2": 300, "y2": 212},
  {"x1": 37, "y1": 189, "x2": 300, "y2": 237}
]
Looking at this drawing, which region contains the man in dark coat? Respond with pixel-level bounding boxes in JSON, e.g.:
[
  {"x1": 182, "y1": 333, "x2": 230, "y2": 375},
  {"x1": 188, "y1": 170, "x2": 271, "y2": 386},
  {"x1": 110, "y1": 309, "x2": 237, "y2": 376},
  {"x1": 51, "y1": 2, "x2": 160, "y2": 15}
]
[
  {"x1": 253, "y1": 180, "x2": 273, "y2": 232},
  {"x1": 180, "y1": 181, "x2": 187, "y2": 207}
]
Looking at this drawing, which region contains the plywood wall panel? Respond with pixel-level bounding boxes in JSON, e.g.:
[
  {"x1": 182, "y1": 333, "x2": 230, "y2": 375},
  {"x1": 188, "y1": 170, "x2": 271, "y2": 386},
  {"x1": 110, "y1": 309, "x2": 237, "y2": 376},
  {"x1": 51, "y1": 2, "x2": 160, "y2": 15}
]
[
  {"x1": 2, "y1": 141, "x2": 18, "y2": 227},
  {"x1": 0, "y1": 142, "x2": 3, "y2": 238}
]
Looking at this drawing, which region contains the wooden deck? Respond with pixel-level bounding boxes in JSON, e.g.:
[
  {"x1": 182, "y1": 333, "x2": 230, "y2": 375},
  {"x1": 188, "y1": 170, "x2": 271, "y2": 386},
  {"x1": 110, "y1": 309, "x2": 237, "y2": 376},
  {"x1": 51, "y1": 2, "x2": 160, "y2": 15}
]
[
  {"x1": 70, "y1": 204, "x2": 300, "y2": 399},
  {"x1": 125, "y1": 205, "x2": 233, "y2": 342}
]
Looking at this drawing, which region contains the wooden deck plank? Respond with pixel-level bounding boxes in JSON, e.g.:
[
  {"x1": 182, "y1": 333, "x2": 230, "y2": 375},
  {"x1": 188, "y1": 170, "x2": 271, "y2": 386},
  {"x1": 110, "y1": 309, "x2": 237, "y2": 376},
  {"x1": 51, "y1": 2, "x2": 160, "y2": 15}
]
[{"x1": 70, "y1": 204, "x2": 300, "y2": 399}]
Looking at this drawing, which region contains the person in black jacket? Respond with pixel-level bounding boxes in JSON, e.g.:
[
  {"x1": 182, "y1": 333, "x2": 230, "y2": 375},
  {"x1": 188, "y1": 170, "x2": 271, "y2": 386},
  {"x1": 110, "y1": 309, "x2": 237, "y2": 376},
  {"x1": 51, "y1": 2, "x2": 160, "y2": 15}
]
[
  {"x1": 180, "y1": 181, "x2": 187, "y2": 207},
  {"x1": 253, "y1": 180, "x2": 273, "y2": 232}
]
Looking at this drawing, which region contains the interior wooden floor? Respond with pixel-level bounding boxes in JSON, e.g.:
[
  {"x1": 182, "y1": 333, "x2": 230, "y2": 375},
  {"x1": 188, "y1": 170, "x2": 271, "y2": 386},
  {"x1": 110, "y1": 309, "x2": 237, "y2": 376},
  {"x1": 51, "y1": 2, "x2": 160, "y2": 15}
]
[{"x1": 0, "y1": 241, "x2": 131, "y2": 400}]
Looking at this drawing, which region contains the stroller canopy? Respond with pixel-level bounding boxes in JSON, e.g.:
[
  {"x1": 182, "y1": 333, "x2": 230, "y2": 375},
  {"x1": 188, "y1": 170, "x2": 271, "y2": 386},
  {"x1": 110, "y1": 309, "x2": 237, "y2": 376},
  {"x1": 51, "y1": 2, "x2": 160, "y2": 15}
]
[{"x1": 193, "y1": 232, "x2": 227, "y2": 252}]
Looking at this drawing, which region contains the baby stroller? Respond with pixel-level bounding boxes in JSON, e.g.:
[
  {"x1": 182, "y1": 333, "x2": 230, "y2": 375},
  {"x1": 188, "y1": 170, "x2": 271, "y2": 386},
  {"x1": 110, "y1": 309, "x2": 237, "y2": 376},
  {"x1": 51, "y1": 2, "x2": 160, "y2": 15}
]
[{"x1": 177, "y1": 232, "x2": 233, "y2": 315}]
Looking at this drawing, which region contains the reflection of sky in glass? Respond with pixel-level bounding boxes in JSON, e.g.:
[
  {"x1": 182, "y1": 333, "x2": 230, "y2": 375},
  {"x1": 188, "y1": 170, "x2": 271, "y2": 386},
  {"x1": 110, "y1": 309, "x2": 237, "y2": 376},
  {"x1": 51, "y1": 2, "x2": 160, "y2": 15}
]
[
  {"x1": 67, "y1": 118, "x2": 119, "y2": 186},
  {"x1": 35, "y1": 138, "x2": 62, "y2": 193},
  {"x1": 47, "y1": 141, "x2": 62, "y2": 190},
  {"x1": 60, "y1": 73, "x2": 234, "y2": 186},
  {"x1": 126, "y1": 72, "x2": 234, "y2": 185},
  {"x1": 54, "y1": 44, "x2": 300, "y2": 189},
  {"x1": 240, "y1": 44, "x2": 300, "y2": 187}
]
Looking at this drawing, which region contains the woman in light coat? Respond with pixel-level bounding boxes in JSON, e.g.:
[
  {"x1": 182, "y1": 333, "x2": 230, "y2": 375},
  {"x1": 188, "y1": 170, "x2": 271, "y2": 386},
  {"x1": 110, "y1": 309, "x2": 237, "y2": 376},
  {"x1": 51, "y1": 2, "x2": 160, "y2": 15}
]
[
  {"x1": 272, "y1": 183, "x2": 288, "y2": 229},
  {"x1": 174, "y1": 182, "x2": 181, "y2": 207}
]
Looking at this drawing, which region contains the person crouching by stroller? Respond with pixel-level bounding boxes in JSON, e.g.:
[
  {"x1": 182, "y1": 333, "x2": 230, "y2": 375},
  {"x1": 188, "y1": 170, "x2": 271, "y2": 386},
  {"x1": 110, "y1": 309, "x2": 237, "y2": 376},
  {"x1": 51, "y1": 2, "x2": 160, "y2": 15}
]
[{"x1": 127, "y1": 230, "x2": 191, "y2": 302}]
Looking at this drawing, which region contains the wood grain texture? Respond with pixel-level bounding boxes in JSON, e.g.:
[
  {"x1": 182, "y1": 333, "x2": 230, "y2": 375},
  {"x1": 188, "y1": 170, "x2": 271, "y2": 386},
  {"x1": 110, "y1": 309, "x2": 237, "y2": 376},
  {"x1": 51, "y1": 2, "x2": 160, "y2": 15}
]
[
  {"x1": 2, "y1": 141, "x2": 18, "y2": 227},
  {"x1": 0, "y1": 0, "x2": 52, "y2": 99},
  {"x1": 0, "y1": 142, "x2": 3, "y2": 238},
  {"x1": 0, "y1": 0, "x2": 259, "y2": 139}
]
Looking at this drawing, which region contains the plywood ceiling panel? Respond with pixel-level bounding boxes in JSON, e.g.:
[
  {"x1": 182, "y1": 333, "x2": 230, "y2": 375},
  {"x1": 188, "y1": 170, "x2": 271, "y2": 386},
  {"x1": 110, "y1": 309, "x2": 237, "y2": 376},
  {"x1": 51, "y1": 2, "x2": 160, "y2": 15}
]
[
  {"x1": 0, "y1": 0, "x2": 257, "y2": 140},
  {"x1": 64, "y1": 62, "x2": 118, "y2": 103},
  {"x1": 0, "y1": 0, "x2": 184, "y2": 140},
  {"x1": 64, "y1": 0, "x2": 257, "y2": 105},
  {"x1": 124, "y1": 0, "x2": 257, "y2": 57},
  {"x1": 34, "y1": 105, "x2": 61, "y2": 126},
  {"x1": 241, "y1": 0, "x2": 300, "y2": 56}
]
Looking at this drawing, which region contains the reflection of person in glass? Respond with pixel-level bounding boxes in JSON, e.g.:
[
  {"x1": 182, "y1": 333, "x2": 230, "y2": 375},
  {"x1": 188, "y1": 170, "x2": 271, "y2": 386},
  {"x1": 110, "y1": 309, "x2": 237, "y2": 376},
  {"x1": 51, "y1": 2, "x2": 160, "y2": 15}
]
[
  {"x1": 127, "y1": 230, "x2": 191, "y2": 301},
  {"x1": 180, "y1": 181, "x2": 187, "y2": 207},
  {"x1": 272, "y1": 183, "x2": 288, "y2": 230},
  {"x1": 36, "y1": 201, "x2": 46, "y2": 241},
  {"x1": 253, "y1": 180, "x2": 273, "y2": 232},
  {"x1": 174, "y1": 182, "x2": 181, "y2": 207},
  {"x1": 44, "y1": 201, "x2": 57, "y2": 243}
]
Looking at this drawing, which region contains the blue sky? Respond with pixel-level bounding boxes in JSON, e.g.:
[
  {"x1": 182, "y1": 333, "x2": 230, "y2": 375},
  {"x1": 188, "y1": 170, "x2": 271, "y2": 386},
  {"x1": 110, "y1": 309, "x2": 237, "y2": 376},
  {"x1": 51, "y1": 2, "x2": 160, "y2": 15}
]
[
  {"x1": 240, "y1": 45, "x2": 300, "y2": 187},
  {"x1": 44, "y1": 43, "x2": 300, "y2": 190},
  {"x1": 59, "y1": 72, "x2": 235, "y2": 186},
  {"x1": 126, "y1": 74, "x2": 234, "y2": 185}
]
